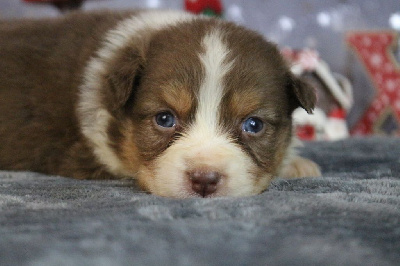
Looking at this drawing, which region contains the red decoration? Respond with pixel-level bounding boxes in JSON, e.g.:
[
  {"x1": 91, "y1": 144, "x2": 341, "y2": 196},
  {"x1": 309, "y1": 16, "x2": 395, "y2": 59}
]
[
  {"x1": 184, "y1": 0, "x2": 223, "y2": 16},
  {"x1": 296, "y1": 124, "x2": 316, "y2": 141},
  {"x1": 329, "y1": 108, "x2": 347, "y2": 119},
  {"x1": 347, "y1": 31, "x2": 400, "y2": 135}
]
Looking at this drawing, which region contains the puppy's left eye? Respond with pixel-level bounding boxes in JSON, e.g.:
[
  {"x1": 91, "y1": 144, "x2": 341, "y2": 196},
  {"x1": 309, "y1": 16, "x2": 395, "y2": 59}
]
[
  {"x1": 242, "y1": 117, "x2": 264, "y2": 134},
  {"x1": 155, "y1": 111, "x2": 176, "y2": 128}
]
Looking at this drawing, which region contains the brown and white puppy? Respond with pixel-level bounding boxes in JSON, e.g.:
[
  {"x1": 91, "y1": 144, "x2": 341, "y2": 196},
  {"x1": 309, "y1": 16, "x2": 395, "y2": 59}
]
[{"x1": 0, "y1": 10, "x2": 320, "y2": 198}]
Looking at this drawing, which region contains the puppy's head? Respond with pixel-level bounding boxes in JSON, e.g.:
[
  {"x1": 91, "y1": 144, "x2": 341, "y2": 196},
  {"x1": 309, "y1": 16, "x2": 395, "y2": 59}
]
[{"x1": 79, "y1": 11, "x2": 316, "y2": 198}]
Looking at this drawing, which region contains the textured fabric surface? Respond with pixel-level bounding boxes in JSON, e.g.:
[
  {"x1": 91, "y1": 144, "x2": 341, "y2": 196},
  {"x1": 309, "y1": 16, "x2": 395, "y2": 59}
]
[{"x1": 0, "y1": 137, "x2": 399, "y2": 266}]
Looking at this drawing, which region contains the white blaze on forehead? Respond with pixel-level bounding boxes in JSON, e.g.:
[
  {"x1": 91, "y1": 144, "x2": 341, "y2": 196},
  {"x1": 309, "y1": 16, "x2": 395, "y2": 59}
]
[
  {"x1": 150, "y1": 27, "x2": 267, "y2": 197},
  {"x1": 78, "y1": 11, "x2": 197, "y2": 176},
  {"x1": 194, "y1": 29, "x2": 234, "y2": 135}
]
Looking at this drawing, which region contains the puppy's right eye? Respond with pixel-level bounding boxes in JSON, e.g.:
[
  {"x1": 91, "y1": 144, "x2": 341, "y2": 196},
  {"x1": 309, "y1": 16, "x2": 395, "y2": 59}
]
[{"x1": 155, "y1": 111, "x2": 176, "y2": 128}]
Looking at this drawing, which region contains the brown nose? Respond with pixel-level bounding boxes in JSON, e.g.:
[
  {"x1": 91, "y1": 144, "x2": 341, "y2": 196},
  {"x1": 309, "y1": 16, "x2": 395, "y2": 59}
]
[{"x1": 188, "y1": 170, "x2": 221, "y2": 197}]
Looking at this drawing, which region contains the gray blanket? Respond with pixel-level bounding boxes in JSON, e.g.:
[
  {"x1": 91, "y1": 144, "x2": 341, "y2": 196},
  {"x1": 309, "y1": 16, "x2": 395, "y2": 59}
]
[{"x1": 1, "y1": 137, "x2": 399, "y2": 266}]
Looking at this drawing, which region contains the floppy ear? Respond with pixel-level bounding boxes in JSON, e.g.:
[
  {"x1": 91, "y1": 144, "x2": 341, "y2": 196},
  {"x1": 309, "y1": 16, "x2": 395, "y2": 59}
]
[
  {"x1": 105, "y1": 47, "x2": 145, "y2": 112},
  {"x1": 287, "y1": 72, "x2": 317, "y2": 114}
]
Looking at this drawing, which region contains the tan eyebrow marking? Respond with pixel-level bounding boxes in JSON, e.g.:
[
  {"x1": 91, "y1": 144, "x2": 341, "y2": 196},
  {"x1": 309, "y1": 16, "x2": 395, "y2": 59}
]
[{"x1": 161, "y1": 83, "x2": 194, "y2": 118}]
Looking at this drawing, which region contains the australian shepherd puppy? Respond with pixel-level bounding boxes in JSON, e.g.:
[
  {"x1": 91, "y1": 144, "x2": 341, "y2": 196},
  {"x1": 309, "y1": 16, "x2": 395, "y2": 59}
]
[{"x1": 0, "y1": 10, "x2": 320, "y2": 198}]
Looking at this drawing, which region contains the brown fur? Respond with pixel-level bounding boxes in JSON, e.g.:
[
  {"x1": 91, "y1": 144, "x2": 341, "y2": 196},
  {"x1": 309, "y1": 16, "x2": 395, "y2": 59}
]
[
  {"x1": 0, "y1": 12, "x2": 118, "y2": 175},
  {"x1": 0, "y1": 10, "x2": 319, "y2": 197}
]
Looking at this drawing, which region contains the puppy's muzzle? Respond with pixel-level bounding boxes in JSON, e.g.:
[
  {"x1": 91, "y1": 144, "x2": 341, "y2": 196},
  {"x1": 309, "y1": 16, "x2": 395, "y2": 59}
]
[{"x1": 187, "y1": 170, "x2": 221, "y2": 197}]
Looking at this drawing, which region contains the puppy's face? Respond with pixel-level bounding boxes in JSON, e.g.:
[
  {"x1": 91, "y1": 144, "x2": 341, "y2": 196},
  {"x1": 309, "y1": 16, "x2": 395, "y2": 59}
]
[{"x1": 81, "y1": 14, "x2": 315, "y2": 198}]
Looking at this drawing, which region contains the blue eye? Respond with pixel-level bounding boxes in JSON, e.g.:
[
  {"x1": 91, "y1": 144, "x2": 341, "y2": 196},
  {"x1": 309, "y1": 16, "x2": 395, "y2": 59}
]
[
  {"x1": 242, "y1": 117, "x2": 264, "y2": 134},
  {"x1": 155, "y1": 112, "x2": 176, "y2": 128}
]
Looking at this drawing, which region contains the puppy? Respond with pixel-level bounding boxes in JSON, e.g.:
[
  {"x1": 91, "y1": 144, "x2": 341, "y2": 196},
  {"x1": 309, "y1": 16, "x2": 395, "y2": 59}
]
[{"x1": 0, "y1": 10, "x2": 320, "y2": 198}]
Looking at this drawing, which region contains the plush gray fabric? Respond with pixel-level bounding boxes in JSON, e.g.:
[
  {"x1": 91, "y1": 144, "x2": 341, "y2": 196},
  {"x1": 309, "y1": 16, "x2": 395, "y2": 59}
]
[{"x1": 0, "y1": 137, "x2": 399, "y2": 266}]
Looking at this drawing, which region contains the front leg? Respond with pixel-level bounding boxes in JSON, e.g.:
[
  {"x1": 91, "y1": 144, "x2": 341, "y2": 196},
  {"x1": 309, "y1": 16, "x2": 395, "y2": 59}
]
[
  {"x1": 58, "y1": 141, "x2": 115, "y2": 180},
  {"x1": 279, "y1": 156, "x2": 321, "y2": 178}
]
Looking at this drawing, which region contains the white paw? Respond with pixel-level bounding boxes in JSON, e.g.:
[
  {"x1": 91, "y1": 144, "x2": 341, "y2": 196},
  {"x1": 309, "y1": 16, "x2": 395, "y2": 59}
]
[{"x1": 279, "y1": 156, "x2": 321, "y2": 178}]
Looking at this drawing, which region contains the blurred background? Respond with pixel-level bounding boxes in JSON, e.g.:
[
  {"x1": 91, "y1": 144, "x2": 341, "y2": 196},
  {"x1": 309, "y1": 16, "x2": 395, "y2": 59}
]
[{"x1": 1, "y1": 0, "x2": 400, "y2": 139}]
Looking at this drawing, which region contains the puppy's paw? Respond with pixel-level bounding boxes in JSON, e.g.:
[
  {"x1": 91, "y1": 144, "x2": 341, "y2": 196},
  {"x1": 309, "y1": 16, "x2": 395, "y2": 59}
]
[{"x1": 279, "y1": 156, "x2": 321, "y2": 178}]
